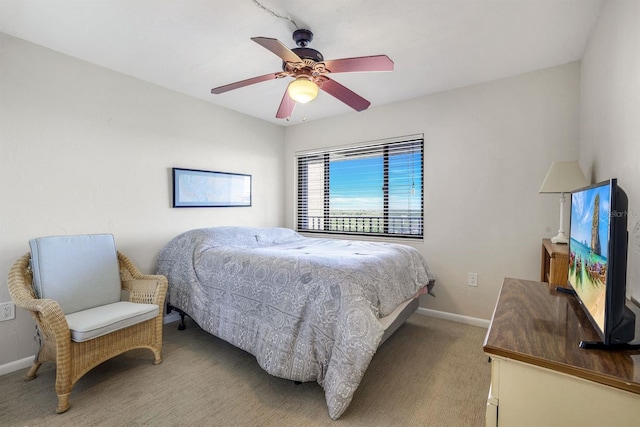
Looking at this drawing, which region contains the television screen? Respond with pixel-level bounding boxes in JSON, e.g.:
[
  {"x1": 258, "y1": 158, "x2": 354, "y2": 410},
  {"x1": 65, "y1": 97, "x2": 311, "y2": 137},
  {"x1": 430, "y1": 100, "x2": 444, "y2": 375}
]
[
  {"x1": 568, "y1": 178, "x2": 636, "y2": 347},
  {"x1": 568, "y1": 182, "x2": 612, "y2": 335}
]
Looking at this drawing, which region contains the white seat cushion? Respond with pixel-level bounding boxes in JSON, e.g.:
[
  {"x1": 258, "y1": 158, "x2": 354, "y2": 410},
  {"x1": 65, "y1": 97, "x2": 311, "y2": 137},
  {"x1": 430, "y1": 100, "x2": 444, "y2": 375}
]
[{"x1": 65, "y1": 301, "x2": 159, "y2": 342}]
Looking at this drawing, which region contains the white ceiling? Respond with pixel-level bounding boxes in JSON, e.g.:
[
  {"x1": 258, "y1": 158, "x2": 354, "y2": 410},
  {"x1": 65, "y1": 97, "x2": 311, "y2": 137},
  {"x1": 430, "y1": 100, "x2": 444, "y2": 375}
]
[{"x1": 0, "y1": 0, "x2": 603, "y2": 126}]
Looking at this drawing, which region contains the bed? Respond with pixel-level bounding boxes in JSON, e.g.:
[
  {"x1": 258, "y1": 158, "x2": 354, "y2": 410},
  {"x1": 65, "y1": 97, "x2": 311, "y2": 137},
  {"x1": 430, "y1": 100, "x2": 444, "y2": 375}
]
[{"x1": 156, "y1": 226, "x2": 435, "y2": 419}]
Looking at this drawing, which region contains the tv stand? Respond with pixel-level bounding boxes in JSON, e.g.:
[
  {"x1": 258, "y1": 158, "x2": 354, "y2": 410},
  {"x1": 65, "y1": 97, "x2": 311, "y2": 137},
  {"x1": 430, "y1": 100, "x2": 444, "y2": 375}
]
[
  {"x1": 578, "y1": 340, "x2": 640, "y2": 350},
  {"x1": 554, "y1": 285, "x2": 575, "y2": 295},
  {"x1": 554, "y1": 286, "x2": 639, "y2": 350},
  {"x1": 483, "y1": 278, "x2": 640, "y2": 427}
]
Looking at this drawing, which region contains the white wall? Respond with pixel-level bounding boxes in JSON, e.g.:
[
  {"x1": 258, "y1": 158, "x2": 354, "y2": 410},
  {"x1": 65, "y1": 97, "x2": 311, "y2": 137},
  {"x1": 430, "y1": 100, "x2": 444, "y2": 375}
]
[
  {"x1": 580, "y1": 0, "x2": 640, "y2": 301},
  {"x1": 284, "y1": 63, "x2": 581, "y2": 320},
  {"x1": 0, "y1": 33, "x2": 285, "y2": 366}
]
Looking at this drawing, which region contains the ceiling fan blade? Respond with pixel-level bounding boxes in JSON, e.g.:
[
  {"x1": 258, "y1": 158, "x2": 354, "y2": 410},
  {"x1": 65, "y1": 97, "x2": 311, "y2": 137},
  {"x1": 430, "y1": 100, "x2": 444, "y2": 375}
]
[
  {"x1": 319, "y1": 78, "x2": 371, "y2": 112},
  {"x1": 276, "y1": 90, "x2": 296, "y2": 119},
  {"x1": 211, "y1": 72, "x2": 280, "y2": 94},
  {"x1": 323, "y1": 55, "x2": 394, "y2": 73},
  {"x1": 251, "y1": 37, "x2": 303, "y2": 64}
]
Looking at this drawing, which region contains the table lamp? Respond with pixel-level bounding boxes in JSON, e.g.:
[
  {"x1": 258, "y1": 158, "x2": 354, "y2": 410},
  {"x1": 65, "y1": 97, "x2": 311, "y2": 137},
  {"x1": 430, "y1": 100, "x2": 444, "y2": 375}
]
[{"x1": 539, "y1": 161, "x2": 588, "y2": 244}]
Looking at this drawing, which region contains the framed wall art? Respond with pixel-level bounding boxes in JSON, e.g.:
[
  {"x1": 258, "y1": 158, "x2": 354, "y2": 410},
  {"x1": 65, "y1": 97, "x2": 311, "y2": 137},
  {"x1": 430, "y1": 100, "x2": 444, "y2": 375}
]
[{"x1": 172, "y1": 167, "x2": 252, "y2": 207}]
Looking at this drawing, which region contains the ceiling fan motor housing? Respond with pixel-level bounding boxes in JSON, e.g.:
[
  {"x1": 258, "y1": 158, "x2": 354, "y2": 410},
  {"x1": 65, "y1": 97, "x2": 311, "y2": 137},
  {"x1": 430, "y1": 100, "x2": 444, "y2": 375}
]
[
  {"x1": 291, "y1": 47, "x2": 324, "y2": 63},
  {"x1": 281, "y1": 47, "x2": 324, "y2": 71},
  {"x1": 279, "y1": 29, "x2": 324, "y2": 69}
]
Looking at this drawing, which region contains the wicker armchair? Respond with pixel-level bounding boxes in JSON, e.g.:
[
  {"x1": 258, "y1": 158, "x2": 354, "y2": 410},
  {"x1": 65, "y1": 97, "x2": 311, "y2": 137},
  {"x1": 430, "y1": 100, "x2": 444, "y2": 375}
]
[{"x1": 7, "y1": 238, "x2": 167, "y2": 414}]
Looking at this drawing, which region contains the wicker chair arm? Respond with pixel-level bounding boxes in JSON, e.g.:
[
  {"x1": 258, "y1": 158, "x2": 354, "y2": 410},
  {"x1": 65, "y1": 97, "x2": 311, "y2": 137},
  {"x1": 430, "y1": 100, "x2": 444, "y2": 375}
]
[
  {"x1": 7, "y1": 253, "x2": 35, "y2": 303},
  {"x1": 28, "y1": 298, "x2": 72, "y2": 341},
  {"x1": 117, "y1": 252, "x2": 168, "y2": 306},
  {"x1": 15, "y1": 295, "x2": 67, "y2": 322},
  {"x1": 7, "y1": 253, "x2": 72, "y2": 344}
]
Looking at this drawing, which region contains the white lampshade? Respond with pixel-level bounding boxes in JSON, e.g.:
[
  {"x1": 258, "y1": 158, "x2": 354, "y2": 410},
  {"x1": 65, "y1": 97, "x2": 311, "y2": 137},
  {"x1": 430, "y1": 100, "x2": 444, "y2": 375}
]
[
  {"x1": 287, "y1": 77, "x2": 318, "y2": 104},
  {"x1": 539, "y1": 161, "x2": 588, "y2": 194},
  {"x1": 539, "y1": 161, "x2": 588, "y2": 244}
]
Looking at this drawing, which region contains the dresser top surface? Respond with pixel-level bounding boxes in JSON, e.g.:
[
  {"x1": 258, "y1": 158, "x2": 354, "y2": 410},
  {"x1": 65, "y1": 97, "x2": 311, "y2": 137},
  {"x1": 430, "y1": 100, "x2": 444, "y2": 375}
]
[{"x1": 483, "y1": 277, "x2": 640, "y2": 394}]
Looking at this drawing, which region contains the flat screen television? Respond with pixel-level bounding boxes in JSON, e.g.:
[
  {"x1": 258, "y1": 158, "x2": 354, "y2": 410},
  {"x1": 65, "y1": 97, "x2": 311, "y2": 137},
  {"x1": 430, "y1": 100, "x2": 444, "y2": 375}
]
[{"x1": 568, "y1": 178, "x2": 636, "y2": 348}]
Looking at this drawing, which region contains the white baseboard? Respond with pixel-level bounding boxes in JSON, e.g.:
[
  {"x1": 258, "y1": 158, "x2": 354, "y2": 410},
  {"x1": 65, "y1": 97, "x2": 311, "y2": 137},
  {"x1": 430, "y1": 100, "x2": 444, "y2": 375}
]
[
  {"x1": 416, "y1": 307, "x2": 491, "y2": 328},
  {"x1": 0, "y1": 312, "x2": 184, "y2": 377},
  {"x1": 0, "y1": 356, "x2": 34, "y2": 377},
  {"x1": 1, "y1": 309, "x2": 486, "y2": 376},
  {"x1": 163, "y1": 311, "x2": 181, "y2": 324}
]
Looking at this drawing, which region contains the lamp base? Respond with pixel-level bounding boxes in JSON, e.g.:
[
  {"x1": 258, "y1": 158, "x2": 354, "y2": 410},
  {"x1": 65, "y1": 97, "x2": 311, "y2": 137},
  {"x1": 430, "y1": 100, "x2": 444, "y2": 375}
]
[{"x1": 550, "y1": 232, "x2": 569, "y2": 244}]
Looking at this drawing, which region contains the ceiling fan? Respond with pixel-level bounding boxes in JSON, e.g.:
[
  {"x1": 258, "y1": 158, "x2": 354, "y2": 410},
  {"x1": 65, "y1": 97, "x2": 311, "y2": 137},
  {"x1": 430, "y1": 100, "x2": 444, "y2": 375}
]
[{"x1": 211, "y1": 29, "x2": 394, "y2": 119}]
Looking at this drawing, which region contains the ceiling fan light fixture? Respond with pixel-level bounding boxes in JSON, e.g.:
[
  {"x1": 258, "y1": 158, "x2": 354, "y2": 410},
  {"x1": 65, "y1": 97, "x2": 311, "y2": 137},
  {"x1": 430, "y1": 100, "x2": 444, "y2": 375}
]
[{"x1": 287, "y1": 77, "x2": 318, "y2": 104}]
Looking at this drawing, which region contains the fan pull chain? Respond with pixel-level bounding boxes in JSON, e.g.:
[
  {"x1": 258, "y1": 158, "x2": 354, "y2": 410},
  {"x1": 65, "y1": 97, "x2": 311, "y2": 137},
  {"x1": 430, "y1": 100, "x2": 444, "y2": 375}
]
[{"x1": 252, "y1": 0, "x2": 299, "y2": 29}]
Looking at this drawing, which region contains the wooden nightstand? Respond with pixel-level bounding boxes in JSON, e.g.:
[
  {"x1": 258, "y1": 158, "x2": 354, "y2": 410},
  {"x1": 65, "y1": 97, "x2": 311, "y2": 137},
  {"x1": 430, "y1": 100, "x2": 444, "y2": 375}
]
[{"x1": 540, "y1": 238, "x2": 569, "y2": 287}]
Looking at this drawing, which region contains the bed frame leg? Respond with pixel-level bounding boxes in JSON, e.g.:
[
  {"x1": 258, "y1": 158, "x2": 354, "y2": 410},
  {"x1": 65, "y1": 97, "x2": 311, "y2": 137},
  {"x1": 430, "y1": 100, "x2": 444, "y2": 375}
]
[
  {"x1": 167, "y1": 303, "x2": 188, "y2": 331},
  {"x1": 178, "y1": 312, "x2": 186, "y2": 330}
]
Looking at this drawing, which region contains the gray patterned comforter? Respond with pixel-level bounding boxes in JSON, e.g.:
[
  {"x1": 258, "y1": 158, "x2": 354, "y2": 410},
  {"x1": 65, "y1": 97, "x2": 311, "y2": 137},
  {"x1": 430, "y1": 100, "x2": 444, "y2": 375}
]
[{"x1": 156, "y1": 226, "x2": 434, "y2": 419}]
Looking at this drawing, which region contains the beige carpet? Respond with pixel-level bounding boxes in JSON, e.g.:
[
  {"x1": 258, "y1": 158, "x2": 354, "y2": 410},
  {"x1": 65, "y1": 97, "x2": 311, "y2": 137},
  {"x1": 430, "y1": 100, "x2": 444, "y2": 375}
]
[{"x1": 0, "y1": 314, "x2": 491, "y2": 426}]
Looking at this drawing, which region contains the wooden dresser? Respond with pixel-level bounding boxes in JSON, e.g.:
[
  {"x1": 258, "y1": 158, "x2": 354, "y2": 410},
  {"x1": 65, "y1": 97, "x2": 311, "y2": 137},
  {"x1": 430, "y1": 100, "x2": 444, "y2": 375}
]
[{"x1": 483, "y1": 277, "x2": 640, "y2": 427}]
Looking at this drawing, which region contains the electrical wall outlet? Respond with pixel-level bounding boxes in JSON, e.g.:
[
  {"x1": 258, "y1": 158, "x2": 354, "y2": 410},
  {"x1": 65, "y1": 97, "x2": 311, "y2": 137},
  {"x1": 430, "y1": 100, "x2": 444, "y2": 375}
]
[
  {"x1": 0, "y1": 302, "x2": 16, "y2": 321},
  {"x1": 468, "y1": 273, "x2": 478, "y2": 287}
]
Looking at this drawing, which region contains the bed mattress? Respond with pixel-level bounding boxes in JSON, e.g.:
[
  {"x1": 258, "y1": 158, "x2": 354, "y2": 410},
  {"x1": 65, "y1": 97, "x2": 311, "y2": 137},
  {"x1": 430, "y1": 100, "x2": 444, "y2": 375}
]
[{"x1": 157, "y1": 226, "x2": 434, "y2": 419}]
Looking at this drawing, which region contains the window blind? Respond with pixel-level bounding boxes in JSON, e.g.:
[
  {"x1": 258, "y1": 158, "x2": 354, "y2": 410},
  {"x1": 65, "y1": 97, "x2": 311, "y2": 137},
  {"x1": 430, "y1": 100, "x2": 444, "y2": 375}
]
[{"x1": 296, "y1": 135, "x2": 424, "y2": 238}]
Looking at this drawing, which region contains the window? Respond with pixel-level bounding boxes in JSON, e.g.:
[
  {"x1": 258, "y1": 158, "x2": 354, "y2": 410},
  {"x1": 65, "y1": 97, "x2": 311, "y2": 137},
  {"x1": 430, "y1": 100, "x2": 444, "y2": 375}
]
[{"x1": 296, "y1": 135, "x2": 424, "y2": 239}]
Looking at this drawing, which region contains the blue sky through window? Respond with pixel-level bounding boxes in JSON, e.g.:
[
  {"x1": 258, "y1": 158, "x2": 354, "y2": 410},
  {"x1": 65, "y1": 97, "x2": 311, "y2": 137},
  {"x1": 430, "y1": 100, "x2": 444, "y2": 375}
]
[
  {"x1": 329, "y1": 153, "x2": 422, "y2": 213},
  {"x1": 330, "y1": 157, "x2": 383, "y2": 211}
]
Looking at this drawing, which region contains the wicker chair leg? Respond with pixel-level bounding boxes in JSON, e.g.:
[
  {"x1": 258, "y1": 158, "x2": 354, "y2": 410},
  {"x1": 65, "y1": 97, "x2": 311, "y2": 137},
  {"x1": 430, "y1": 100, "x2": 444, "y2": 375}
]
[
  {"x1": 25, "y1": 362, "x2": 42, "y2": 380},
  {"x1": 56, "y1": 393, "x2": 71, "y2": 414},
  {"x1": 153, "y1": 350, "x2": 162, "y2": 365}
]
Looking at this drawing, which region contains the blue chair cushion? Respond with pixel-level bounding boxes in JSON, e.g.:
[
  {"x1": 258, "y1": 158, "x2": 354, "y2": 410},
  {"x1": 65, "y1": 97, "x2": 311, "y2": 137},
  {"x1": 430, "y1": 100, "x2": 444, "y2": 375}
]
[{"x1": 29, "y1": 234, "x2": 122, "y2": 314}]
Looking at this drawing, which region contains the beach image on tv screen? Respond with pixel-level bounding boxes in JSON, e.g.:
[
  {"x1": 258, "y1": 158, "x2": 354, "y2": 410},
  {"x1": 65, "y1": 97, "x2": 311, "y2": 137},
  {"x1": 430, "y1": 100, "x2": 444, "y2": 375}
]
[{"x1": 569, "y1": 184, "x2": 611, "y2": 333}]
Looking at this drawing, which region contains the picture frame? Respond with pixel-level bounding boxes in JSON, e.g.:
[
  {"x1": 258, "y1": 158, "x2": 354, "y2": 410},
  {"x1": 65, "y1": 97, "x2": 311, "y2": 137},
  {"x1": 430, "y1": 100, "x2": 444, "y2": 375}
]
[{"x1": 172, "y1": 167, "x2": 252, "y2": 207}]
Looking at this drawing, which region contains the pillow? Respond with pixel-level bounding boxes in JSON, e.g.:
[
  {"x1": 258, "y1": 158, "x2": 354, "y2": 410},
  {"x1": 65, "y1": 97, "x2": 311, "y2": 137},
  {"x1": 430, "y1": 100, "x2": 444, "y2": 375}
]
[
  {"x1": 255, "y1": 227, "x2": 304, "y2": 246},
  {"x1": 196, "y1": 227, "x2": 262, "y2": 248}
]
